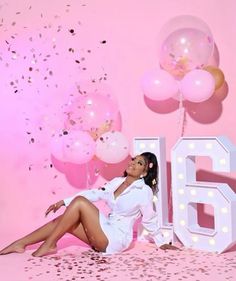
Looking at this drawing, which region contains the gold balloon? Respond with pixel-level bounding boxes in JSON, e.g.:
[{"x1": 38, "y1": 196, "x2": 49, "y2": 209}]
[{"x1": 204, "y1": 65, "x2": 225, "y2": 90}]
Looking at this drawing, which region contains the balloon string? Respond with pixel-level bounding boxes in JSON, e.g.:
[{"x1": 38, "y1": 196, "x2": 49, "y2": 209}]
[
  {"x1": 178, "y1": 91, "x2": 186, "y2": 137},
  {"x1": 168, "y1": 184, "x2": 173, "y2": 224}
]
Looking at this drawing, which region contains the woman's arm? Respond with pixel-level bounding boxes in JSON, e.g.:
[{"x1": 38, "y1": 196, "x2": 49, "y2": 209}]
[
  {"x1": 63, "y1": 177, "x2": 120, "y2": 207},
  {"x1": 139, "y1": 189, "x2": 166, "y2": 246},
  {"x1": 63, "y1": 187, "x2": 107, "y2": 206}
]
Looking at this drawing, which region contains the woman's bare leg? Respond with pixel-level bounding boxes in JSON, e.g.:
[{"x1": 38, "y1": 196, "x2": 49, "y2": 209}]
[
  {"x1": 0, "y1": 217, "x2": 60, "y2": 255},
  {"x1": 0, "y1": 215, "x2": 68, "y2": 255},
  {"x1": 0, "y1": 197, "x2": 101, "y2": 255},
  {"x1": 0, "y1": 242, "x2": 25, "y2": 255},
  {"x1": 32, "y1": 196, "x2": 108, "y2": 257},
  {"x1": 0, "y1": 216, "x2": 90, "y2": 255}
]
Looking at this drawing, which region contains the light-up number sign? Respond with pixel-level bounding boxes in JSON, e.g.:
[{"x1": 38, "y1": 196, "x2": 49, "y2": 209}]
[
  {"x1": 133, "y1": 137, "x2": 173, "y2": 243},
  {"x1": 172, "y1": 136, "x2": 236, "y2": 253},
  {"x1": 134, "y1": 136, "x2": 236, "y2": 253}
]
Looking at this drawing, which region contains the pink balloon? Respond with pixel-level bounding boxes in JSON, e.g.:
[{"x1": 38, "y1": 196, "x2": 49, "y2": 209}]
[
  {"x1": 96, "y1": 131, "x2": 129, "y2": 164},
  {"x1": 63, "y1": 131, "x2": 96, "y2": 164},
  {"x1": 65, "y1": 93, "x2": 119, "y2": 132},
  {"x1": 180, "y1": 70, "x2": 215, "y2": 102},
  {"x1": 160, "y1": 28, "x2": 214, "y2": 77},
  {"x1": 141, "y1": 69, "x2": 179, "y2": 100}
]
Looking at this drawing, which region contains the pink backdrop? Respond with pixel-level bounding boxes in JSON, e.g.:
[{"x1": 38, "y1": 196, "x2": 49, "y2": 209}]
[{"x1": 0, "y1": 0, "x2": 236, "y2": 245}]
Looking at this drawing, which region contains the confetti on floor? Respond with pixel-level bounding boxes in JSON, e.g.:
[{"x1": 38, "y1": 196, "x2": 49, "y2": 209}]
[{"x1": 1, "y1": 241, "x2": 236, "y2": 281}]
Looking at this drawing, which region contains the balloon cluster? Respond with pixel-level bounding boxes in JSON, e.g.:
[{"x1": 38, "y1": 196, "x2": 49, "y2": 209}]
[
  {"x1": 141, "y1": 15, "x2": 225, "y2": 103},
  {"x1": 50, "y1": 91, "x2": 129, "y2": 164}
]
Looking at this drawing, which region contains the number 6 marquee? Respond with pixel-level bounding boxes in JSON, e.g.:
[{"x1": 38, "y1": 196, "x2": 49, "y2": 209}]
[{"x1": 134, "y1": 136, "x2": 236, "y2": 253}]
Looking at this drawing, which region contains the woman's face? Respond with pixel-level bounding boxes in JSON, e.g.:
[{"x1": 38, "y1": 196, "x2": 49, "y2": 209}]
[{"x1": 125, "y1": 155, "x2": 148, "y2": 178}]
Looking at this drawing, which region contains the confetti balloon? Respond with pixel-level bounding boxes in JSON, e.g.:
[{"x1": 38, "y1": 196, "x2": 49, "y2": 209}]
[
  {"x1": 158, "y1": 15, "x2": 214, "y2": 78},
  {"x1": 65, "y1": 93, "x2": 119, "y2": 134},
  {"x1": 160, "y1": 28, "x2": 214, "y2": 77}
]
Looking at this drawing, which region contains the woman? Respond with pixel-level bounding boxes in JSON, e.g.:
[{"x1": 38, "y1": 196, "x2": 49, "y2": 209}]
[{"x1": 0, "y1": 152, "x2": 175, "y2": 257}]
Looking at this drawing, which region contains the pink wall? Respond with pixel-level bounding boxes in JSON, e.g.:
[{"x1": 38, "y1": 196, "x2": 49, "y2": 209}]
[{"x1": 0, "y1": 0, "x2": 236, "y2": 243}]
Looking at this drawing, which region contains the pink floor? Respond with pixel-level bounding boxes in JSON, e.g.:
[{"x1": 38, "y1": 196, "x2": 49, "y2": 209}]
[{"x1": 1, "y1": 236, "x2": 236, "y2": 281}]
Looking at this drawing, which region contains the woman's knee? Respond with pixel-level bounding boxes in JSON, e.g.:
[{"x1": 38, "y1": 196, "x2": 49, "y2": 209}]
[
  {"x1": 89, "y1": 235, "x2": 108, "y2": 252},
  {"x1": 70, "y1": 196, "x2": 89, "y2": 209}
]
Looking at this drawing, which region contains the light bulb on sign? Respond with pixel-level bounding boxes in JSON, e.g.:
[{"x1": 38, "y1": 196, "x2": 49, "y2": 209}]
[
  {"x1": 188, "y1": 143, "x2": 195, "y2": 149},
  {"x1": 219, "y1": 158, "x2": 226, "y2": 165},
  {"x1": 149, "y1": 143, "x2": 156, "y2": 149},
  {"x1": 190, "y1": 189, "x2": 197, "y2": 196},
  {"x1": 209, "y1": 239, "x2": 216, "y2": 245},
  {"x1": 192, "y1": 236, "x2": 199, "y2": 242},
  {"x1": 178, "y1": 188, "x2": 185, "y2": 195},
  {"x1": 205, "y1": 143, "x2": 213, "y2": 150},
  {"x1": 221, "y1": 207, "x2": 228, "y2": 214},
  {"x1": 177, "y1": 157, "x2": 184, "y2": 163},
  {"x1": 163, "y1": 231, "x2": 170, "y2": 238},
  {"x1": 139, "y1": 143, "x2": 146, "y2": 149},
  {"x1": 207, "y1": 191, "x2": 214, "y2": 197},
  {"x1": 179, "y1": 204, "x2": 185, "y2": 210},
  {"x1": 222, "y1": 227, "x2": 229, "y2": 233}
]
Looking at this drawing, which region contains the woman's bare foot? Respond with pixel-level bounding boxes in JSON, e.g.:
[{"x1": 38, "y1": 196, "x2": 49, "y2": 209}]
[
  {"x1": 32, "y1": 242, "x2": 57, "y2": 257},
  {"x1": 0, "y1": 241, "x2": 25, "y2": 255}
]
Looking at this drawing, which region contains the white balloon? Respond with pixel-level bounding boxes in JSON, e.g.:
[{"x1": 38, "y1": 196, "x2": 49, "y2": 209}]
[{"x1": 96, "y1": 131, "x2": 129, "y2": 163}]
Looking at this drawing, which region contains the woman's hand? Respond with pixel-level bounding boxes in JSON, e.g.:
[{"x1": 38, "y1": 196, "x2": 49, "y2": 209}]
[{"x1": 45, "y1": 200, "x2": 65, "y2": 217}]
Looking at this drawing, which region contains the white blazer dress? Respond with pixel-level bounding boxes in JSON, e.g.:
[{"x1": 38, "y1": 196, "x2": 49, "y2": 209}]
[{"x1": 63, "y1": 177, "x2": 165, "y2": 254}]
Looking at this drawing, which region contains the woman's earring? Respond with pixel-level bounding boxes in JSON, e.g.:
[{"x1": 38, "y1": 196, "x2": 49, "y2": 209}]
[{"x1": 140, "y1": 174, "x2": 144, "y2": 178}]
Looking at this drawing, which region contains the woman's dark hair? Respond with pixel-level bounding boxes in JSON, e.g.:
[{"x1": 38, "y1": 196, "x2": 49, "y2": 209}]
[
  {"x1": 124, "y1": 152, "x2": 159, "y2": 194},
  {"x1": 140, "y1": 152, "x2": 158, "y2": 193}
]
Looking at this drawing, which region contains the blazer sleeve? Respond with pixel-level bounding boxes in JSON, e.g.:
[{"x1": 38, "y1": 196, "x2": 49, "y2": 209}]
[
  {"x1": 63, "y1": 177, "x2": 119, "y2": 207},
  {"x1": 140, "y1": 188, "x2": 165, "y2": 246}
]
